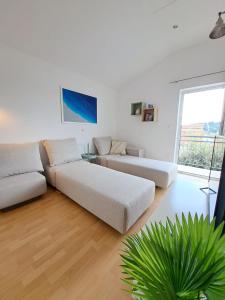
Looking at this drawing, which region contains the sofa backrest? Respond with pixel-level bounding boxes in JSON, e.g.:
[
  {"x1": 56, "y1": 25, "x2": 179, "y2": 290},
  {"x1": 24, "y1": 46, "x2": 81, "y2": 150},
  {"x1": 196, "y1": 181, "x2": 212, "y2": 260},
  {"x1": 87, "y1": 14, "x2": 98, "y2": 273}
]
[
  {"x1": 93, "y1": 136, "x2": 112, "y2": 155},
  {"x1": 0, "y1": 142, "x2": 44, "y2": 179},
  {"x1": 42, "y1": 138, "x2": 81, "y2": 167}
]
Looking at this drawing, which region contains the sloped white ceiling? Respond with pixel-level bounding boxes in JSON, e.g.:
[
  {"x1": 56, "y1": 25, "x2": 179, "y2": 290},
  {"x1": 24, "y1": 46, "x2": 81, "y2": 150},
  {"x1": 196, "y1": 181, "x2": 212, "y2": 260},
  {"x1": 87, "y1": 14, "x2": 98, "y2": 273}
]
[{"x1": 0, "y1": 0, "x2": 224, "y2": 88}]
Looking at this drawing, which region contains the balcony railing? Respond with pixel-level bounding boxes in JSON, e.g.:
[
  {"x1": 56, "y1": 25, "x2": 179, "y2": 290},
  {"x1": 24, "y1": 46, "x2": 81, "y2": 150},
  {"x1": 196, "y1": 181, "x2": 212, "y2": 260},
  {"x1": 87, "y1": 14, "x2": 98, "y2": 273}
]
[{"x1": 178, "y1": 135, "x2": 225, "y2": 172}]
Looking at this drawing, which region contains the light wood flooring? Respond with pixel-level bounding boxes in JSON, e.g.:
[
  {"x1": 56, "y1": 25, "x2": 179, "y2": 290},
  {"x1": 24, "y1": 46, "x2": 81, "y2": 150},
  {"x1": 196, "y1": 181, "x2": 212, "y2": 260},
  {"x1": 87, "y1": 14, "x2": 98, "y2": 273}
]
[
  {"x1": 0, "y1": 174, "x2": 213, "y2": 300},
  {"x1": 0, "y1": 174, "x2": 212, "y2": 300},
  {"x1": 0, "y1": 174, "x2": 209, "y2": 300}
]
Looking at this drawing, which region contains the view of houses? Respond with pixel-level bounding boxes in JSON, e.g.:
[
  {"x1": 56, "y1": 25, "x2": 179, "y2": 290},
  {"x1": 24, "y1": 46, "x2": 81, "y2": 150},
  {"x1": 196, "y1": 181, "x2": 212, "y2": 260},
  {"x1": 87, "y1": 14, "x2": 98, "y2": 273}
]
[{"x1": 178, "y1": 122, "x2": 225, "y2": 172}]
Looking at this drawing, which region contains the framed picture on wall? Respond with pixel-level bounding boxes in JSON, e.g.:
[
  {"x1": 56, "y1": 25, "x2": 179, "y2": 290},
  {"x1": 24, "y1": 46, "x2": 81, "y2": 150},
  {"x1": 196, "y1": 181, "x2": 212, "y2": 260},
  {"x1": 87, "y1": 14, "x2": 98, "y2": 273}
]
[{"x1": 61, "y1": 87, "x2": 97, "y2": 123}]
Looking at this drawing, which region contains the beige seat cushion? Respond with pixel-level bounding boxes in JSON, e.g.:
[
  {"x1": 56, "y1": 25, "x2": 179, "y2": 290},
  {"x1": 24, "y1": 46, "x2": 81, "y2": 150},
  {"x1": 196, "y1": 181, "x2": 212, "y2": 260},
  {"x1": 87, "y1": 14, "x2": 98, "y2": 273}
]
[
  {"x1": 0, "y1": 143, "x2": 43, "y2": 179},
  {"x1": 93, "y1": 136, "x2": 112, "y2": 155},
  {"x1": 43, "y1": 138, "x2": 81, "y2": 167},
  {"x1": 0, "y1": 172, "x2": 47, "y2": 209},
  {"x1": 110, "y1": 140, "x2": 127, "y2": 155}
]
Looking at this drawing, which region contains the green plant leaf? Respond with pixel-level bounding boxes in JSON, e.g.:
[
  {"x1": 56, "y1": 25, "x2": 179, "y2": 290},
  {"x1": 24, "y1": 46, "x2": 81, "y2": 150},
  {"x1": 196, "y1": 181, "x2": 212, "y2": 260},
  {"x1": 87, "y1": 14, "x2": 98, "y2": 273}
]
[{"x1": 121, "y1": 214, "x2": 225, "y2": 300}]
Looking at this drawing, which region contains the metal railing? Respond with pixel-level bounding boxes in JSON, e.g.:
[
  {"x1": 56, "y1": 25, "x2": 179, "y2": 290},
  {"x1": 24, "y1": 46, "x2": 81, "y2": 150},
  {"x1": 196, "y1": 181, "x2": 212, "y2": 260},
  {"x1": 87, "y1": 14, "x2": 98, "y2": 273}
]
[{"x1": 178, "y1": 135, "x2": 225, "y2": 171}]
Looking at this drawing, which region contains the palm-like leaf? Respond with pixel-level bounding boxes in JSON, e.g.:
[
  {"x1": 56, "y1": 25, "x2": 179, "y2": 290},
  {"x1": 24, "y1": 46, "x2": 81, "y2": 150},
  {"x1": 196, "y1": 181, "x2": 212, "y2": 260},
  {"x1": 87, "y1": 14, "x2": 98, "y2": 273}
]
[{"x1": 121, "y1": 214, "x2": 225, "y2": 300}]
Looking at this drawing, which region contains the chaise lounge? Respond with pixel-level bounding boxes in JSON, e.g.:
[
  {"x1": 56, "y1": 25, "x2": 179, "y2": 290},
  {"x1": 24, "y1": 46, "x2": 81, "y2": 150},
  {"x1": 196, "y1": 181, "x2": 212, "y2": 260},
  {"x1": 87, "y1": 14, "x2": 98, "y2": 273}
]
[
  {"x1": 42, "y1": 138, "x2": 155, "y2": 234},
  {"x1": 93, "y1": 136, "x2": 177, "y2": 189}
]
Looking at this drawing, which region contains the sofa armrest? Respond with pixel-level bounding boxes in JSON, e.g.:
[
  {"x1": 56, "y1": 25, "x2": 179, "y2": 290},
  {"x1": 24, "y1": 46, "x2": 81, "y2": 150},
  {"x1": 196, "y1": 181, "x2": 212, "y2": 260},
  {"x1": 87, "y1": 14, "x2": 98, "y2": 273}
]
[{"x1": 126, "y1": 147, "x2": 145, "y2": 157}]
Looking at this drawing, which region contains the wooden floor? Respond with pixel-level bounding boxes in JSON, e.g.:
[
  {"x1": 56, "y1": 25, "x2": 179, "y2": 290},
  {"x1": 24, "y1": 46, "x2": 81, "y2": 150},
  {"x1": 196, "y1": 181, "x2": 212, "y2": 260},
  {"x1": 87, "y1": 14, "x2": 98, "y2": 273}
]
[{"x1": 0, "y1": 185, "x2": 164, "y2": 300}]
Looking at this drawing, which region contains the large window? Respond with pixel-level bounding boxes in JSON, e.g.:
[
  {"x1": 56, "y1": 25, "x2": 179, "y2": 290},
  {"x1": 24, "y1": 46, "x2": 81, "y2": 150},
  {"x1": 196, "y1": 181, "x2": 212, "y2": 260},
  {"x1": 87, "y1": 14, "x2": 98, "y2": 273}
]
[{"x1": 177, "y1": 84, "x2": 225, "y2": 178}]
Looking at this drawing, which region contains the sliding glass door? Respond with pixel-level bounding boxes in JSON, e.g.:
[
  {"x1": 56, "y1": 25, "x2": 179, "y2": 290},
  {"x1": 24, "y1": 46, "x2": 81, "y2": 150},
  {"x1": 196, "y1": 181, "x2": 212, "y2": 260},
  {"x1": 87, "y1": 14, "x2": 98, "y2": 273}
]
[{"x1": 177, "y1": 83, "x2": 225, "y2": 179}]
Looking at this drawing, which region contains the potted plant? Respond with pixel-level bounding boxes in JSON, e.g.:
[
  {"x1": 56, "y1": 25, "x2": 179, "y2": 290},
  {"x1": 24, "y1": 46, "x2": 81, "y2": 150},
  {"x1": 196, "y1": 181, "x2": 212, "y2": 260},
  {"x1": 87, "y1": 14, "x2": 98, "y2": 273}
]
[{"x1": 121, "y1": 214, "x2": 225, "y2": 300}]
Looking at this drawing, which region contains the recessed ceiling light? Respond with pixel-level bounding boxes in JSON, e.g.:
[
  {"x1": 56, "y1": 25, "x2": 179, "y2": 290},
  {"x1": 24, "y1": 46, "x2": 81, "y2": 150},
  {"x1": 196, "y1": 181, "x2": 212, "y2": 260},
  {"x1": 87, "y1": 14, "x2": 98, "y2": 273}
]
[{"x1": 173, "y1": 25, "x2": 179, "y2": 29}]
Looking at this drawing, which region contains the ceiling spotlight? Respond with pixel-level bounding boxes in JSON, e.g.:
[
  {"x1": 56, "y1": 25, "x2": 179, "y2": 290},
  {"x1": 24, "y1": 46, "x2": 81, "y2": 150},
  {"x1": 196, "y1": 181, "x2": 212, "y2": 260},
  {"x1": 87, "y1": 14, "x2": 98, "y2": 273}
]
[{"x1": 209, "y1": 11, "x2": 225, "y2": 39}]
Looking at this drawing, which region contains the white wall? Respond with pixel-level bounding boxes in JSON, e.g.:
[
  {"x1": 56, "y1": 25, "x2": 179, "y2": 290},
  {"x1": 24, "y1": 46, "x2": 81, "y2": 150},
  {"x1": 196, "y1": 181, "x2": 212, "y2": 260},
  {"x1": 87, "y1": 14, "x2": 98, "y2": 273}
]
[
  {"x1": 1, "y1": 39, "x2": 225, "y2": 160},
  {"x1": 117, "y1": 39, "x2": 225, "y2": 162},
  {"x1": 0, "y1": 43, "x2": 117, "y2": 148}
]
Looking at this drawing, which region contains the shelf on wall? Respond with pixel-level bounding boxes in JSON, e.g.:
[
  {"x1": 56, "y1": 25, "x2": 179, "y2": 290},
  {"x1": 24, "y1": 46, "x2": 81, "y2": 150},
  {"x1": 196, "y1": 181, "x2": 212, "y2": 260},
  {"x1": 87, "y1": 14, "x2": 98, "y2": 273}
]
[
  {"x1": 131, "y1": 101, "x2": 157, "y2": 122},
  {"x1": 131, "y1": 102, "x2": 146, "y2": 116},
  {"x1": 142, "y1": 107, "x2": 157, "y2": 122}
]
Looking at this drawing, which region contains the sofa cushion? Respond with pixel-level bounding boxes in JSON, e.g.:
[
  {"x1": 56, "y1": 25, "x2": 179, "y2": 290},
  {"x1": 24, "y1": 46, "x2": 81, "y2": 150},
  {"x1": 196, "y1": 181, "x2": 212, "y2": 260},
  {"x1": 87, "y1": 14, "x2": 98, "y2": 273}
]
[
  {"x1": 43, "y1": 138, "x2": 81, "y2": 167},
  {"x1": 0, "y1": 143, "x2": 44, "y2": 179},
  {"x1": 93, "y1": 136, "x2": 112, "y2": 155},
  {"x1": 110, "y1": 140, "x2": 127, "y2": 155},
  {"x1": 0, "y1": 172, "x2": 47, "y2": 209}
]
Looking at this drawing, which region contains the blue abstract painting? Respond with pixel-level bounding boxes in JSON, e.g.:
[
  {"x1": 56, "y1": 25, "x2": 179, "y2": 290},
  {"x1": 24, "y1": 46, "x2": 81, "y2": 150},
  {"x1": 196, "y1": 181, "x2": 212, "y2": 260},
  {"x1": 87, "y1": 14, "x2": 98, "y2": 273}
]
[{"x1": 61, "y1": 88, "x2": 97, "y2": 123}]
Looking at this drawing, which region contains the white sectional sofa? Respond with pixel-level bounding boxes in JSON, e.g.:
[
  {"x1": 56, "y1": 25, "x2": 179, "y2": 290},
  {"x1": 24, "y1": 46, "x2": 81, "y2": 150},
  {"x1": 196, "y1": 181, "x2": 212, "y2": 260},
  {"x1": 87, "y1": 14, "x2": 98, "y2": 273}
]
[
  {"x1": 42, "y1": 138, "x2": 155, "y2": 234},
  {"x1": 0, "y1": 143, "x2": 47, "y2": 209},
  {"x1": 93, "y1": 137, "x2": 177, "y2": 189}
]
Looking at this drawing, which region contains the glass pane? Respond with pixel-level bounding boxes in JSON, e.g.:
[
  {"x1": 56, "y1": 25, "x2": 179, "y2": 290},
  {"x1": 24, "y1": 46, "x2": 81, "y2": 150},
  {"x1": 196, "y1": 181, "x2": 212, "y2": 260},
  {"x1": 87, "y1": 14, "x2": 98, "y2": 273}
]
[{"x1": 178, "y1": 86, "x2": 225, "y2": 178}]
